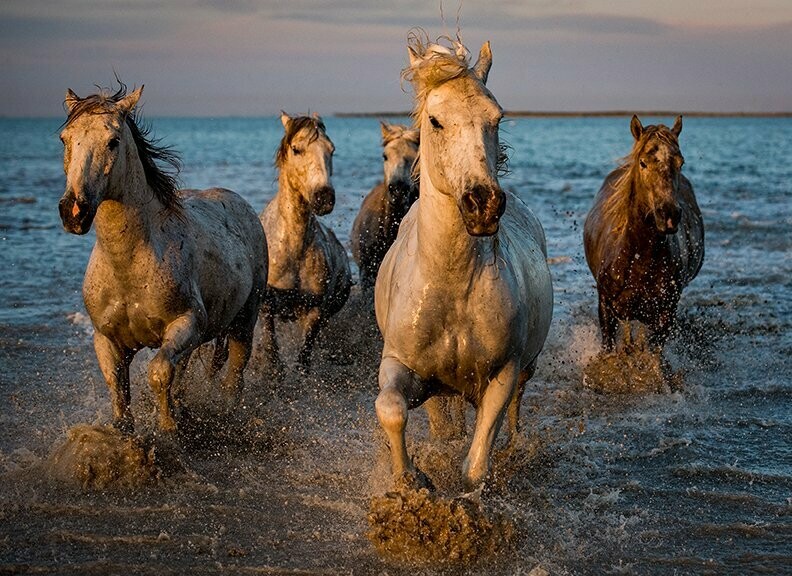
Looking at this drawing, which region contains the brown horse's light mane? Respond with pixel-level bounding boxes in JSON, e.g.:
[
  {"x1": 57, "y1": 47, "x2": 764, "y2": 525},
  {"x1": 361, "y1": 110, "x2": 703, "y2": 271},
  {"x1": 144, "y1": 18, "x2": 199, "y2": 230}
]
[
  {"x1": 275, "y1": 115, "x2": 327, "y2": 169},
  {"x1": 603, "y1": 124, "x2": 680, "y2": 234},
  {"x1": 401, "y1": 29, "x2": 510, "y2": 177},
  {"x1": 63, "y1": 82, "x2": 183, "y2": 213}
]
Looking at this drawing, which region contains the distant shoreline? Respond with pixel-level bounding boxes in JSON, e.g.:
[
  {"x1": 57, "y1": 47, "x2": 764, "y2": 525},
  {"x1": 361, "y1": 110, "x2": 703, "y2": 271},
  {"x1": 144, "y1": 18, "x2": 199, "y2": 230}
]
[{"x1": 335, "y1": 110, "x2": 792, "y2": 118}]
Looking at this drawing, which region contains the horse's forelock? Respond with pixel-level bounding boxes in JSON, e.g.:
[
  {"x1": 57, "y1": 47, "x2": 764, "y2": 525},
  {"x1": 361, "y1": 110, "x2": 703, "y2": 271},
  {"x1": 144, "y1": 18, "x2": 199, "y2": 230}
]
[
  {"x1": 275, "y1": 116, "x2": 327, "y2": 168},
  {"x1": 402, "y1": 32, "x2": 475, "y2": 129},
  {"x1": 605, "y1": 124, "x2": 681, "y2": 233}
]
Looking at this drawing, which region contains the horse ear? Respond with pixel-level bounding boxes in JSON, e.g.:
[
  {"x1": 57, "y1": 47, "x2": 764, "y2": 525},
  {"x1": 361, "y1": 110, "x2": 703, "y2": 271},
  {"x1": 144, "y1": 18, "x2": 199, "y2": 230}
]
[
  {"x1": 117, "y1": 85, "x2": 143, "y2": 115},
  {"x1": 380, "y1": 121, "x2": 392, "y2": 140},
  {"x1": 405, "y1": 129, "x2": 420, "y2": 145},
  {"x1": 280, "y1": 111, "x2": 292, "y2": 129},
  {"x1": 473, "y1": 41, "x2": 493, "y2": 84},
  {"x1": 630, "y1": 114, "x2": 644, "y2": 141},
  {"x1": 407, "y1": 45, "x2": 422, "y2": 69},
  {"x1": 672, "y1": 115, "x2": 683, "y2": 137},
  {"x1": 64, "y1": 89, "x2": 80, "y2": 114}
]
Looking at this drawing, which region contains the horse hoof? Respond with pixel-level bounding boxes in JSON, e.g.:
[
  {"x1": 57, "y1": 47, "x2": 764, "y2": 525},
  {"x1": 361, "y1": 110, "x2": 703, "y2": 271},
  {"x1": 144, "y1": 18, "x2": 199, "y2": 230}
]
[{"x1": 395, "y1": 468, "x2": 435, "y2": 492}]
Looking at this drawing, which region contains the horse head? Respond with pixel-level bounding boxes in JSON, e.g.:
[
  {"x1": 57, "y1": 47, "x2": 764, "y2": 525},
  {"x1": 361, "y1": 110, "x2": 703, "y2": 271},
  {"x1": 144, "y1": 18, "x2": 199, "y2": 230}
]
[
  {"x1": 404, "y1": 36, "x2": 506, "y2": 237},
  {"x1": 277, "y1": 112, "x2": 336, "y2": 216},
  {"x1": 630, "y1": 115, "x2": 685, "y2": 235},
  {"x1": 380, "y1": 122, "x2": 419, "y2": 212},
  {"x1": 58, "y1": 86, "x2": 144, "y2": 234}
]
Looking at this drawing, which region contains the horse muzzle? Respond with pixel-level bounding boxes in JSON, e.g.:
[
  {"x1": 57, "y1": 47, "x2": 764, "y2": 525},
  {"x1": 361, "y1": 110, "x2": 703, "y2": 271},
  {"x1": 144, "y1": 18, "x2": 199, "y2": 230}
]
[
  {"x1": 458, "y1": 185, "x2": 506, "y2": 237},
  {"x1": 654, "y1": 203, "x2": 681, "y2": 235},
  {"x1": 58, "y1": 193, "x2": 95, "y2": 235},
  {"x1": 311, "y1": 185, "x2": 336, "y2": 216}
]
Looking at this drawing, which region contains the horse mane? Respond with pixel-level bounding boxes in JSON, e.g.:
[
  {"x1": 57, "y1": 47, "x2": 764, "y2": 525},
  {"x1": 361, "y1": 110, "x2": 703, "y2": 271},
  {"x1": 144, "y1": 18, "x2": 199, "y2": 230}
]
[
  {"x1": 603, "y1": 123, "x2": 680, "y2": 233},
  {"x1": 401, "y1": 29, "x2": 510, "y2": 177},
  {"x1": 275, "y1": 115, "x2": 327, "y2": 168},
  {"x1": 63, "y1": 81, "x2": 183, "y2": 212}
]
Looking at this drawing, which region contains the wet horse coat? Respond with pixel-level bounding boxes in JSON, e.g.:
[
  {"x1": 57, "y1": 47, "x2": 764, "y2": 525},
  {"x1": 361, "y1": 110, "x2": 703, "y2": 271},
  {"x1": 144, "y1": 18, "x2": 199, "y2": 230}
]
[
  {"x1": 258, "y1": 113, "x2": 352, "y2": 370},
  {"x1": 374, "y1": 36, "x2": 553, "y2": 489},
  {"x1": 584, "y1": 115, "x2": 704, "y2": 350},
  {"x1": 58, "y1": 84, "x2": 267, "y2": 433}
]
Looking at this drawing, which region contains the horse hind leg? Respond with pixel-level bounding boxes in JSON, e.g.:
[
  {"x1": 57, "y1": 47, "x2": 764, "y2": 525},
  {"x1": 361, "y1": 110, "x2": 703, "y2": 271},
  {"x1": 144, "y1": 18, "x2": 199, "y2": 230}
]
[
  {"x1": 208, "y1": 336, "x2": 228, "y2": 379},
  {"x1": 425, "y1": 395, "x2": 466, "y2": 440},
  {"x1": 506, "y1": 361, "x2": 536, "y2": 447},
  {"x1": 598, "y1": 293, "x2": 619, "y2": 351},
  {"x1": 94, "y1": 332, "x2": 134, "y2": 435},
  {"x1": 221, "y1": 289, "x2": 261, "y2": 408}
]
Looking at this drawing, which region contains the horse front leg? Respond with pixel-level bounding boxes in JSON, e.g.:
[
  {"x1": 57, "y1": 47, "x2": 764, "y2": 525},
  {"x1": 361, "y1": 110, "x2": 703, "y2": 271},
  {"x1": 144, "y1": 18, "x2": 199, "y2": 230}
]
[
  {"x1": 221, "y1": 293, "x2": 259, "y2": 408},
  {"x1": 375, "y1": 356, "x2": 431, "y2": 487},
  {"x1": 94, "y1": 332, "x2": 134, "y2": 434},
  {"x1": 297, "y1": 307, "x2": 323, "y2": 369},
  {"x1": 463, "y1": 361, "x2": 519, "y2": 490},
  {"x1": 256, "y1": 304, "x2": 284, "y2": 378},
  {"x1": 148, "y1": 311, "x2": 204, "y2": 433},
  {"x1": 598, "y1": 292, "x2": 618, "y2": 351}
]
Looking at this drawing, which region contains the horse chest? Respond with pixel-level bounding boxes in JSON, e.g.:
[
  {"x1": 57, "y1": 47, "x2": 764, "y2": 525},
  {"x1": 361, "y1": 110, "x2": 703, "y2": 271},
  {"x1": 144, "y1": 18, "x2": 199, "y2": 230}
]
[
  {"x1": 387, "y1": 282, "x2": 513, "y2": 387},
  {"x1": 604, "y1": 246, "x2": 683, "y2": 318},
  {"x1": 83, "y1": 256, "x2": 186, "y2": 350}
]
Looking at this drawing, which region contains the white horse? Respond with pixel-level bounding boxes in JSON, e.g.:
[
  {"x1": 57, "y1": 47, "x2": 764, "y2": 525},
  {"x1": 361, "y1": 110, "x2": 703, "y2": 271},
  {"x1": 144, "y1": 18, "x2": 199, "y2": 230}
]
[
  {"x1": 351, "y1": 122, "x2": 419, "y2": 290},
  {"x1": 374, "y1": 36, "x2": 554, "y2": 489},
  {"x1": 58, "y1": 84, "x2": 267, "y2": 434},
  {"x1": 258, "y1": 113, "x2": 352, "y2": 370}
]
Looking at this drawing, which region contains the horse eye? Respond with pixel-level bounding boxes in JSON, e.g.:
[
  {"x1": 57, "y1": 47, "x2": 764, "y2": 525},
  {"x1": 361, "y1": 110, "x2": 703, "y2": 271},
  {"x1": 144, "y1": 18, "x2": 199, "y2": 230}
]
[
  {"x1": 639, "y1": 159, "x2": 647, "y2": 169},
  {"x1": 108, "y1": 137, "x2": 119, "y2": 151},
  {"x1": 291, "y1": 145, "x2": 302, "y2": 155},
  {"x1": 429, "y1": 116, "x2": 443, "y2": 129},
  {"x1": 382, "y1": 153, "x2": 388, "y2": 161}
]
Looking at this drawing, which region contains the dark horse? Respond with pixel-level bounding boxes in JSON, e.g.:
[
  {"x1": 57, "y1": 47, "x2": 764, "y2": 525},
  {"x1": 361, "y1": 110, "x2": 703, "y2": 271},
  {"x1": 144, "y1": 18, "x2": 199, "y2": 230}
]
[{"x1": 583, "y1": 115, "x2": 704, "y2": 351}]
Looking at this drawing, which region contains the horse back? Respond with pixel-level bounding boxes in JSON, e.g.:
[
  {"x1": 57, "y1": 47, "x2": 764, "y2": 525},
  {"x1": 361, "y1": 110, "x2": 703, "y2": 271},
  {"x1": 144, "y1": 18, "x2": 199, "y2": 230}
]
[{"x1": 179, "y1": 188, "x2": 267, "y2": 330}]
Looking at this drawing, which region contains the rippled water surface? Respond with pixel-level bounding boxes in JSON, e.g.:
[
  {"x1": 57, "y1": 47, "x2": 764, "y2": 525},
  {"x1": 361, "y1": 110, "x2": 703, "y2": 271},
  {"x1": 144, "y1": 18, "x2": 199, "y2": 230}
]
[{"x1": 0, "y1": 116, "x2": 790, "y2": 575}]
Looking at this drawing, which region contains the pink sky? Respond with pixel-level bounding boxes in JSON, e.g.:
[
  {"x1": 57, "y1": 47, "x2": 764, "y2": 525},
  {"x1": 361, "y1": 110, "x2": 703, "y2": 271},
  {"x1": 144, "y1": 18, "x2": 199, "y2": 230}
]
[{"x1": 2, "y1": 0, "x2": 790, "y2": 116}]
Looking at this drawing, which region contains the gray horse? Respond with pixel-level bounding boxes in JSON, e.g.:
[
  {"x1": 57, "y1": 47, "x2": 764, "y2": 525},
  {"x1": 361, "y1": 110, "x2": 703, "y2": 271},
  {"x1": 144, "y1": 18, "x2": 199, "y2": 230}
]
[
  {"x1": 58, "y1": 84, "x2": 267, "y2": 434},
  {"x1": 258, "y1": 113, "x2": 352, "y2": 371},
  {"x1": 374, "y1": 36, "x2": 553, "y2": 490},
  {"x1": 351, "y1": 122, "x2": 419, "y2": 290}
]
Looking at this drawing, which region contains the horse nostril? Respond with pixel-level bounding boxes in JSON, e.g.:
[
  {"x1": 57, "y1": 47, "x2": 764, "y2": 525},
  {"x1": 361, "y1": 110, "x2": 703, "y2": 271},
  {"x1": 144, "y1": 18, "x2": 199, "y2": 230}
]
[{"x1": 461, "y1": 192, "x2": 479, "y2": 215}]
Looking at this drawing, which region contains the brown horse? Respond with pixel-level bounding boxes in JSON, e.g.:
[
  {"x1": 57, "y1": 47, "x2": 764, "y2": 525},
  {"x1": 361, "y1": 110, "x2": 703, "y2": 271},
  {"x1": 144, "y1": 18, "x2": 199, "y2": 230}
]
[
  {"x1": 583, "y1": 115, "x2": 704, "y2": 351},
  {"x1": 351, "y1": 122, "x2": 419, "y2": 290}
]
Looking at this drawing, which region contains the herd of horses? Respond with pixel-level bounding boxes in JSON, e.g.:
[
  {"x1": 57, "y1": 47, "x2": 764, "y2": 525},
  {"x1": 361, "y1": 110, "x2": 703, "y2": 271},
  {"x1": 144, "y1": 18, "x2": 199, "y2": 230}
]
[{"x1": 57, "y1": 33, "x2": 704, "y2": 491}]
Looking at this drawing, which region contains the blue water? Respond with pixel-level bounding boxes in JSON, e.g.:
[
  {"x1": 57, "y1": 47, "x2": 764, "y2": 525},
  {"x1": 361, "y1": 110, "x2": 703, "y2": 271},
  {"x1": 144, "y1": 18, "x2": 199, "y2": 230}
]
[{"x1": 0, "y1": 116, "x2": 790, "y2": 574}]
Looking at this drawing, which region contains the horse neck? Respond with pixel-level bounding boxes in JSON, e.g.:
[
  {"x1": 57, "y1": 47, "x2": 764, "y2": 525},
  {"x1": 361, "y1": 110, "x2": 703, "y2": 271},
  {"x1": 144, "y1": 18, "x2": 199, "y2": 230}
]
[
  {"x1": 94, "y1": 156, "x2": 165, "y2": 260},
  {"x1": 274, "y1": 171, "x2": 314, "y2": 247},
  {"x1": 617, "y1": 171, "x2": 665, "y2": 255},
  {"x1": 415, "y1": 156, "x2": 493, "y2": 274}
]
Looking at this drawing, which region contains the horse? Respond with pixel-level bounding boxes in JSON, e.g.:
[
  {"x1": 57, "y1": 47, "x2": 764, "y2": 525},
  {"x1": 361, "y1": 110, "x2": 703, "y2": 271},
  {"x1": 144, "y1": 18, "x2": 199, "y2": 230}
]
[
  {"x1": 374, "y1": 35, "x2": 554, "y2": 490},
  {"x1": 583, "y1": 115, "x2": 704, "y2": 351},
  {"x1": 258, "y1": 113, "x2": 352, "y2": 371},
  {"x1": 351, "y1": 122, "x2": 419, "y2": 290},
  {"x1": 58, "y1": 83, "x2": 267, "y2": 434}
]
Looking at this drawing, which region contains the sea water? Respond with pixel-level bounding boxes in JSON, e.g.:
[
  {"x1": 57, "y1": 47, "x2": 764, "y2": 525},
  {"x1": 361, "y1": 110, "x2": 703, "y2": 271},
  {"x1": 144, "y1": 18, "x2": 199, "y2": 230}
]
[{"x1": 0, "y1": 116, "x2": 790, "y2": 574}]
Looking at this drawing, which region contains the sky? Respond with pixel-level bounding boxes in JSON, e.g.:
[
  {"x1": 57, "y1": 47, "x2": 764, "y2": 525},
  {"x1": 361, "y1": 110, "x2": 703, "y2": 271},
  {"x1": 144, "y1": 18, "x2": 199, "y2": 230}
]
[{"x1": 1, "y1": 0, "x2": 790, "y2": 116}]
